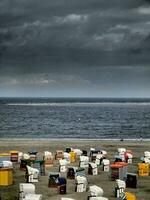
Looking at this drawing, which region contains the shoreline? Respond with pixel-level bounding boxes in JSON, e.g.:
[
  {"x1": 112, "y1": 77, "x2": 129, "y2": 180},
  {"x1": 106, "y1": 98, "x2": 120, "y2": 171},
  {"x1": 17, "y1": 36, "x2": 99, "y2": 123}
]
[{"x1": 0, "y1": 137, "x2": 149, "y2": 141}]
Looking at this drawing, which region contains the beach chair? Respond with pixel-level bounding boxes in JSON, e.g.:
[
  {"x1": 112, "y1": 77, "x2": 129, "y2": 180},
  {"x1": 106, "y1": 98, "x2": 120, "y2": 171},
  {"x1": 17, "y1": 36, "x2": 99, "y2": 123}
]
[
  {"x1": 57, "y1": 177, "x2": 67, "y2": 194},
  {"x1": 118, "y1": 148, "x2": 126, "y2": 161},
  {"x1": 124, "y1": 192, "x2": 136, "y2": 200},
  {"x1": 0, "y1": 167, "x2": 13, "y2": 186},
  {"x1": 88, "y1": 163, "x2": 98, "y2": 175},
  {"x1": 44, "y1": 151, "x2": 53, "y2": 168},
  {"x1": 10, "y1": 150, "x2": 19, "y2": 162},
  {"x1": 69, "y1": 151, "x2": 77, "y2": 163},
  {"x1": 79, "y1": 155, "x2": 89, "y2": 168},
  {"x1": 138, "y1": 163, "x2": 149, "y2": 176},
  {"x1": 102, "y1": 159, "x2": 110, "y2": 172},
  {"x1": 59, "y1": 159, "x2": 68, "y2": 173},
  {"x1": 75, "y1": 175, "x2": 87, "y2": 192},
  {"x1": 67, "y1": 166, "x2": 77, "y2": 179},
  {"x1": 95, "y1": 154, "x2": 104, "y2": 165},
  {"x1": 144, "y1": 151, "x2": 150, "y2": 159},
  {"x1": 63, "y1": 152, "x2": 71, "y2": 163},
  {"x1": 48, "y1": 172, "x2": 60, "y2": 187},
  {"x1": 126, "y1": 173, "x2": 137, "y2": 188},
  {"x1": 110, "y1": 162, "x2": 128, "y2": 181},
  {"x1": 55, "y1": 150, "x2": 64, "y2": 160},
  {"x1": 28, "y1": 150, "x2": 38, "y2": 161},
  {"x1": 90, "y1": 149, "x2": 101, "y2": 162},
  {"x1": 26, "y1": 165, "x2": 39, "y2": 183},
  {"x1": 115, "y1": 179, "x2": 126, "y2": 198},
  {"x1": 124, "y1": 151, "x2": 133, "y2": 163}
]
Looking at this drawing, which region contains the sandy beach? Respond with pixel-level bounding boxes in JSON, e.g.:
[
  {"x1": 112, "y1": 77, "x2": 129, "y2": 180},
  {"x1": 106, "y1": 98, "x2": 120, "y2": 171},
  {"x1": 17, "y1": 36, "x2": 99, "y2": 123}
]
[{"x1": 0, "y1": 139, "x2": 150, "y2": 200}]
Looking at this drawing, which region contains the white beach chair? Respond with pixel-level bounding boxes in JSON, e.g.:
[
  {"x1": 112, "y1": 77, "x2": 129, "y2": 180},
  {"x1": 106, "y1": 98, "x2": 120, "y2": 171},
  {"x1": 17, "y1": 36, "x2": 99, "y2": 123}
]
[
  {"x1": 26, "y1": 165, "x2": 39, "y2": 182},
  {"x1": 79, "y1": 156, "x2": 89, "y2": 168},
  {"x1": 59, "y1": 159, "x2": 68, "y2": 173},
  {"x1": 102, "y1": 159, "x2": 110, "y2": 172},
  {"x1": 76, "y1": 175, "x2": 87, "y2": 192},
  {"x1": 88, "y1": 162, "x2": 98, "y2": 175}
]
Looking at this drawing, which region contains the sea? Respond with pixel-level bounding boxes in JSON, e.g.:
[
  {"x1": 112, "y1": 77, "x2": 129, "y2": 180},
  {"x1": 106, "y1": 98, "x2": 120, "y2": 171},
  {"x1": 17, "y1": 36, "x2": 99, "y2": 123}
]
[{"x1": 0, "y1": 97, "x2": 150, "y2": 140}]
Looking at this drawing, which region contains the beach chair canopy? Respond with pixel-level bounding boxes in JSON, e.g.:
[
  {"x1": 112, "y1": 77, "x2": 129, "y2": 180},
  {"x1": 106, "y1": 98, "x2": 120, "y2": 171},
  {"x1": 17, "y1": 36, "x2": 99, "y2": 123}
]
[
  {"x1": 76, "y1": 175, "x2": 87, "y2": 184},
  {"x1": 26, "y1": 165, "x2": 39, "y2": 178},
  {"x1": 144, "y1": 151, "x2": 150, "y2": 159},
  {"x1": 59, "y1": 159, "x2": 68, "y2": 166},
  {"x1": 44, "y1": 151, "x2": 52, "y2": 156},
  {"x1": 73, "y1": 149, "x2": 83, "y2": 156},
  {"x1": 80, "y1": 156, "x2": 89, "y2": 162},
  {"x1": 89, "y1": 185, "x2": 103, "y2": 197},
  {"x1": 89, "y1": 162, "x2": 97, "y2": 169},
  {"x1": 23, "y1": 154, "x2": 30, "y2": 160},
  {"x1": 118, "y1": 148, "x2": 126, "y2": 154},
  {"x1": 19, "y1": 183, "x2": 35, "y2": 195},
  {"x1": 2, "y1": 161, "x2": 13, "y2": 168},
  {"x1": 102, "y1": 159, "x2": 110, "y2": 165},
  {"x1": 116, "y1": 179, "x2": 126, "y2": 189}
]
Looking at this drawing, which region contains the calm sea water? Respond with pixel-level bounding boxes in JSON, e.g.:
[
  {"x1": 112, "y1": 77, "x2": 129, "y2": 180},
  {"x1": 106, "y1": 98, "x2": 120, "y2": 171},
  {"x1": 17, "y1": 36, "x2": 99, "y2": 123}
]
[{"x1": 0, "y1": 97, "x2": 150, "y2": 140}]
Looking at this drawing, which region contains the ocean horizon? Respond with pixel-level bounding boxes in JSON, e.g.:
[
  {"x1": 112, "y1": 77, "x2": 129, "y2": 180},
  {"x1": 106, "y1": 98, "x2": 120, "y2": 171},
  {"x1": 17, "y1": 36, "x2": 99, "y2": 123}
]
[{"x1": 0, "y1": 97, "x2": 150, "y2": 140}]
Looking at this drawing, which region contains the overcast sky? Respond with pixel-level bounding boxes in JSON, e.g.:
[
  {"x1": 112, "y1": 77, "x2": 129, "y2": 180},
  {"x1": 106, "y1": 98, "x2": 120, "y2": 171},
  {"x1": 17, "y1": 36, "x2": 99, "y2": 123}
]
[{"x1": 0, "y1": 0, "x2": 150, "y2": 97}]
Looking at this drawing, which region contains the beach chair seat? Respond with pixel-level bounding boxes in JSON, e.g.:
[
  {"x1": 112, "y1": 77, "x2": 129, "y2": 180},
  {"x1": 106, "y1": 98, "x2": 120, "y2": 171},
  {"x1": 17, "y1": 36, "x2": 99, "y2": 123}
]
[
  {"x1": 61, "y1": 198, "x2": 75, "y2": 200},
  {"x1": 26, "y1": 165, "x2": 39, "y2": 183},
  {"x1": 24, "y1": 194, "x2": 42, "y2": 200},
  {"x1": 88, "y1": 197, "x2": 108, "y2": 200}
]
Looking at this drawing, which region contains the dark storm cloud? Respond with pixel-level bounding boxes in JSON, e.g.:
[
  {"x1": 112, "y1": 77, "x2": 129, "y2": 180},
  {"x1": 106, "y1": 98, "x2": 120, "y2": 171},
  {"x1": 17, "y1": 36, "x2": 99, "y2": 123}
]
[{"x1": 0, "y1": 0, "x2": 150, "y2": 97}]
